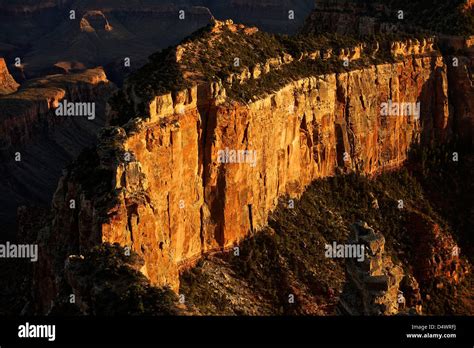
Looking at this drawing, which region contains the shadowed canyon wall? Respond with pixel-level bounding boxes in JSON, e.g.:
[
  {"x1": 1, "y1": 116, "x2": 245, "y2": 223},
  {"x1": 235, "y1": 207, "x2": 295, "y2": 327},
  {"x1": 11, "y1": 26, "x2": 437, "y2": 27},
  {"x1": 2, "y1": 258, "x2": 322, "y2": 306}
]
[{"x1": 0, "y1": 67, "x2": 115, "y2": 236}]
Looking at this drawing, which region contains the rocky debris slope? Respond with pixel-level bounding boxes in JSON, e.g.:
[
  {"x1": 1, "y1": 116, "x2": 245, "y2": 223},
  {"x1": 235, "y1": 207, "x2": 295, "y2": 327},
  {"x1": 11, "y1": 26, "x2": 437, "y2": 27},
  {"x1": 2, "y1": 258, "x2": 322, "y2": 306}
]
[
  {"x1": 179, "y1": 161, "x2": 471, "y2": 316},
  {"x1": 57, "y1": 244, "x2": 182, "y2": 315},
  {"x1": 405, "y1": 211, "x2": 469, "y2": 286}
]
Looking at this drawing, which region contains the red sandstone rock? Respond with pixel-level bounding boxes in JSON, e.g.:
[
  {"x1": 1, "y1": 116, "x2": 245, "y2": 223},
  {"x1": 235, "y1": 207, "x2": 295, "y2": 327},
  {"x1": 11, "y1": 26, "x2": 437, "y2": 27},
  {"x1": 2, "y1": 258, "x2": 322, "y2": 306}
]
[
  {"x1": 44, "y1": 53, "x2": 454, "y2": 294},
  {"x1": 25, "y1": 18, "x2": 473, "y2": 311},
  {"x1": 0, "y1": 58, "x2": 19, "y2": 95},
  {"x1": 406, "y1": 211, "x2": 469, "y2": 286}
]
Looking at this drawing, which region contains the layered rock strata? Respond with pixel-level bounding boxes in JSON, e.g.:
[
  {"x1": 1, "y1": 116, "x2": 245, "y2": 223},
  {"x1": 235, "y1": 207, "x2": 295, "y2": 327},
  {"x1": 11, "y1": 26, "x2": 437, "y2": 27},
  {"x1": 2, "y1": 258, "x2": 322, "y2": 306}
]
[
  {"x1": 305, "y1": 0, "x2": 474, "y2": 37},
  {"x1": 0, "y1": 68, "x2": 115, "y2": 235},
  {"x1": 30, "y1": 19, "x2": 461, "y2": 312}
]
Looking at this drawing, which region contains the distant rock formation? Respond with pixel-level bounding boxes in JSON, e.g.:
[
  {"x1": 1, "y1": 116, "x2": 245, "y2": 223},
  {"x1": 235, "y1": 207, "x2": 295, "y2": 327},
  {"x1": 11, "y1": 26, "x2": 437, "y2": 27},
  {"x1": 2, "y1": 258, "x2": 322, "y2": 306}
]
[
  {"x1": 79, "y1": 10, "x2": 113, "y2": 33},
  {"x1": 0, "y1": 68, "x2": 115, "y2": 235},
  {"x1": 304, "y1": 0, "x2": 474, "y2": 37},
  {"x1": 0, "y1": 0, "x2": 315, "y2": 79},
  {"x1": 344, "y1": 221, "x2": 422, "y2": 315},
  {"x1": 203, "y1": 0, "x2": 314, "y2": 34},
  {"x1": 0, "y1": 58, "x2": 19, "y2": 95}
]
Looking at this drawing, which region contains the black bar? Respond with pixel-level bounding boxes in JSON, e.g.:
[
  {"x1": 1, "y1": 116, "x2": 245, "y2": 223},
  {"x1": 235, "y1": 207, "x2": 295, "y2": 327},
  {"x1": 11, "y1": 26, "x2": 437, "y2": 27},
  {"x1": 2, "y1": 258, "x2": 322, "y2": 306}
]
[{"x1": 0, "y1": 316, "x2": 472, "y2": 346}]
